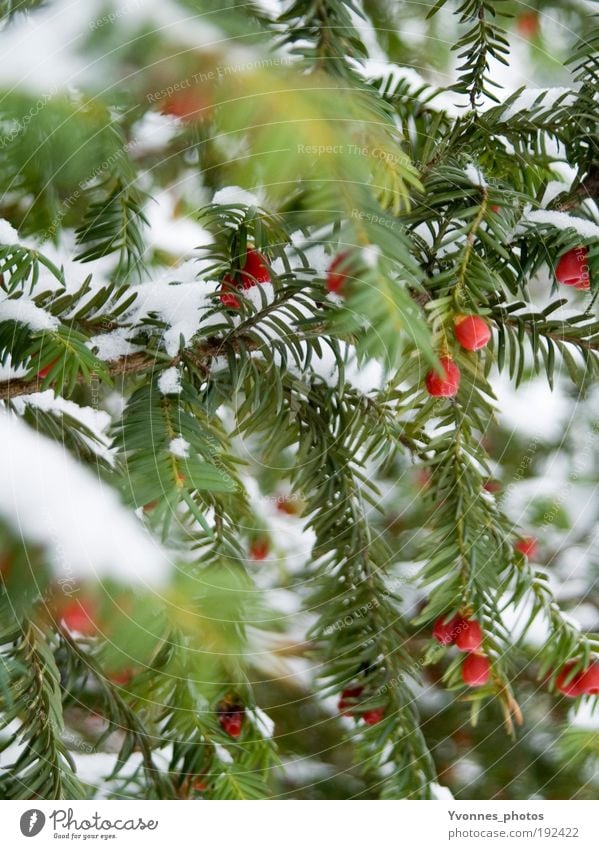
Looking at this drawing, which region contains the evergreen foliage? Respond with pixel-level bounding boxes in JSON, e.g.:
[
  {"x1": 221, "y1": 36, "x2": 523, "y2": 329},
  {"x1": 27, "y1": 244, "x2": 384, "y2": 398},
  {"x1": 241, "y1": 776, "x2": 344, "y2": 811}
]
[{"x1": 0, "y1": 0, "x2": 597, "y2": 799}]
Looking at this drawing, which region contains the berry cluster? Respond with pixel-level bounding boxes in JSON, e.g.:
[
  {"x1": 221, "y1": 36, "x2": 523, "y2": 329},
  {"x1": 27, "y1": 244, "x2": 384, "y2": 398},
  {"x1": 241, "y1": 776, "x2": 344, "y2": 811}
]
[
  {"x1": 433, "y1": 615, "x2": 491, "y2": 687},
  {"x1": 338, "y1": 684, "x2": 384, "y2": 725},
  {"x1": 425, "y1": 314, "x2": 491, "y2": 398},
  {"x1": 324, "y1": 247, "x2": 592, "y2": 402}
]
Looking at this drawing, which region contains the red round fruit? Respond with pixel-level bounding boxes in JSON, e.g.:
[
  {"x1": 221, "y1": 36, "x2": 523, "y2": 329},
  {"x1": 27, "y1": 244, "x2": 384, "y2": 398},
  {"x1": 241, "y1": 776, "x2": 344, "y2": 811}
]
[
  {"x1": 363, "y1": 708, "x2": 384, "y2": 725},
  {"x1": 219, "y1": 285, "x2": 241, "y2": 308},
  {"x1": 217, "y1": 695, "x2": 245, "y2": 737},
  {"x1": 483, "y1": 479, "x2": 501, "y2": 493},
  {"x1": 556, "y1": 662, "x2": 585, "y2": 697},
  {"x1": 516, "y1": 11, "x2": 539, "y2": 38},
  {"x1": 433, "y1": 614, "x2": 462, "y2": 646},
  {"x1": 60, "y1": 597, "x2": 97, "y2": 636},
  {"x1": 515, "y1": 537, "x2": 538, "y2": 559},
  {"x1": 219, "y1": 712, "x2": 243, "y2": 737},
  {"x1": 219, "y1": 249, "x2": 270, "y2": 307},
  {"x1": 249, "y1": 538, "x2": 270, "y2": 560},
  {"x1": 461, "y1": 653, "x2": 491, "y2": 687},
  {"x1": 425, "y1": 356, "x2": 460, "y2": 398},
  {"x1": 579, "y1": 662, "x2": 599, "y2": 695},
  {"x1": 108, "y1": 668, "x2": 134, "y2": 686},
  {"x1": 455, "y1": 619, "x2": 483, "y2": 652},
  {"x1": 161, "y1": 89, "x2": 211, "y2": 123},
  {"x1": 326, "y1": 252, "x2": 351, "y2": 294},
  {"x1": 454, "y1": 314, "x2": 491, "y2": 351},
  {"x1": 338, "y1": 685, "x2": 364, "y2": 716},
  {"x1": 555, "y1": 247, "x2": 590, "y2": 290},
  {"x1": 240, "y1": 249, "x2": 270, "y2": 288}
]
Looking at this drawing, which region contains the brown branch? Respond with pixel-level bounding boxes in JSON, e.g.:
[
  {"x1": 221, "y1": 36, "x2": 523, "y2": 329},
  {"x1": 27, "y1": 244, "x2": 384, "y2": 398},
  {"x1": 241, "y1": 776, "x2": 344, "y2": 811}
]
[{"x1": 0, "y1": 334, "x2": 259, "y2": 402}]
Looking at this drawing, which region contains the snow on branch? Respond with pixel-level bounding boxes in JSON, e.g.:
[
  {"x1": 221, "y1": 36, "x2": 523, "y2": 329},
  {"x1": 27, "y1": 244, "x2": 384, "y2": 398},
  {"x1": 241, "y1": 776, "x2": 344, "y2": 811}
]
[{"x1": 0, "y1": 411, "x2": 168, "y2": 585}]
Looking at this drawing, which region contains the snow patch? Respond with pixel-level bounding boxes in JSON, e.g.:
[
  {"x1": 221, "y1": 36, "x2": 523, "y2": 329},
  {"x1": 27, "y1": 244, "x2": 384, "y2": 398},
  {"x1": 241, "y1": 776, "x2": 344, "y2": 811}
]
[
  {"x1": 169, "y1": 436, "x2": 190, "y2": 458},
  {"x1": 464, "y1": 163, "x2": 488, "y2": 188},
  {"x1": 213, "y1": 185, "x2": 264, "y2": 208},
  {"x1": 0, "y1": 296, "x2": 59, "y2": 332},
  {"x1": 12, "y1": 390, "x2": 114, "y2": 464},
  {"x1": 158, "y1": 367, "x2": 182, "y2": 395},
  {"x1": 0, "y1": 411, "x2": 168, "y2": 586},
  {"x1": 88, "y1": 330, "x2": 139, "y2": 362},
  {"x1": 0, "y1": 218, "x2": 19, "y2": 244},
  {"x1": 522, "y1": 210, "x2": 599, "y2": 240}
]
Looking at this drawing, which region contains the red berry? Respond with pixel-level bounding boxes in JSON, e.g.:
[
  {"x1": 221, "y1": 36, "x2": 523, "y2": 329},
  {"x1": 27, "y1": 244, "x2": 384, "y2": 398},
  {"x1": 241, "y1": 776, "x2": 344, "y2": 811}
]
[
  {"x1": 37, "y1": 357, "x2": 59, "y2": 380},
  {"x1": 455, "y1": 619, "x2": 484, "y2": 652},
  {"x1": 240, "y1": 249, "x2": 270, "y2": 288},
  {"x1": 219, "y1": 712, "x2": 243, "y2": 737},
  {"x1": 161, "y1": 89, "x2": 211, "y2": 122},
  {"x1": 326, "y1": 252, "x2": 352, "y2": 294},
  {"x1": 461, "y1": 653, "x2": 491, "y2": 687},
  {"x1": 217, "y1": 695, "x2": 245, "y2": 737},
  {"x1": 483, "y1": 479, "x2": 501, "y2": 493},
  {"x1": 363, "y1": 708, "x2": 384, "y2": 725},
  {"x1": 219, "y1": 249, "x2": 270, "y2": 307},
  {"x1": 515, "y1": 537, "x2": 538, "y2": 559},
  {"x1": 454, "y1": 314, "x2": 491, "y2": 351},
  {"x1": 556, "y1": 662, "x2": 585, "y2": 697},
  {"x1": 338, "y1": 685, "x2": 364, "y2": 716},
  {"x1": 249, "y1": 538, "x2": 270, "y2": 560},
  {"x1": 555, "y1": 247, "x2": 590, "y2": 290},
  {"x1": 490, "y1": 204, "x2": 501, "y2": 214},
  {"x1": 219, "y1": 286, "x2": 241, "y2": 308},
  {"x1": 579, "y1": 662, "x2": 599, "y2": 696},
  {"x1": 425, "y1": 356, "x2": 460, "y2": 398},
  {"x1": 433, "y1": 615, "x2": 462, "y2": 646},
  {"x1": 60, "y1": 597, "x2": 97, "y2": 636},
  {"x1": 516, "y1": 11, "x2": 539, "y2": 38},
  {"x1": 108, "y1": 668, "x2": 134, "y2": 686}
]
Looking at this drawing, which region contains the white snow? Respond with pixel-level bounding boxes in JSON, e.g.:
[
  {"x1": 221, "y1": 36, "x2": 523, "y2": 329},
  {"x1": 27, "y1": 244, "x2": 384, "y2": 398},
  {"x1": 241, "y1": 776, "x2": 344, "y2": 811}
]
[
  {"x1": 213, "y1": 743, "x2": 234, "y2": 764},
  {"x1": 0, "y1": 218, "x2": 19, "y2": 244},
  {"x1": 0, "y1": 295, "x2": 59, "y2": 331},
  {"x1": 464, "y1": 163, "x2": 488, "y2": 188},
  {"x1": 243, "y1": 281, "x2": 275, "y2": 309},
  {"x1": 158, "y1": 367, "x2": 182, "y2": 395},
  {"x1": 169, "y1": 436, "x2": 190, "y2": 458},
  {"x1": 0, "y1": 410, "x2": 168, "y2": 585},
  {"x1": 212, "y1": 185, "x2": 264, "y2": 208},
  {"x1": 123, "y1": 263, "x2": 221, "y2": 356},
  {"x1": 569, "y1": 701, "x2": 599, "y2": 730},
  {"x1": 128, "y1": 111, "x2": 180, "y2": 156},
  {"x1": 248, "y1": 706, "x2": 275, "y2": 739},
  {"x1": 430, "y1": 781, "x2": 455, "y2": 800},
  {"x1": 87, "y1": 330, "x2": 139, "y2": 361},
  {"x1": 522, "y1": 209, "x2": 599, "y2": 240},
  {"x1": 11, "y1": 390, "x2": 114, "y2": 464},
  {"x1": 144, "y1": 189, "x2": 213, "y2": 258}
]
